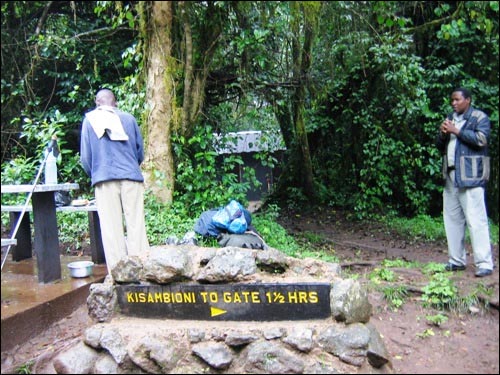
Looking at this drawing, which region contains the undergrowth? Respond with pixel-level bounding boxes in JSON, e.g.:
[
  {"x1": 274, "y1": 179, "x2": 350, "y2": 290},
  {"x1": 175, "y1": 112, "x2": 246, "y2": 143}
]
[
  {"x1": 383, "y1": 214, "x2": 499, "y2": 246},
  {"x1": 368, "y1": 259, "x2": 495, "y2": 315}
]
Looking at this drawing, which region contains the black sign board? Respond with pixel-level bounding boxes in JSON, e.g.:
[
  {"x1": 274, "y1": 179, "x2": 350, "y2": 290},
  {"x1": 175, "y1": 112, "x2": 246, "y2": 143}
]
[{"x1": 116, "y1": 283, "x2": 331, "y2": 321}]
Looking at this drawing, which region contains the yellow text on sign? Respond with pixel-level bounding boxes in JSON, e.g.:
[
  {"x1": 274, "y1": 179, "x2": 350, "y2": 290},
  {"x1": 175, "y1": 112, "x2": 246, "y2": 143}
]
[
  {"x1": 125, "y1": 290, "x2": 319, "y2": 304},
  {"x1": 126, "y1": 292, "x2": 196, "y2": 303}
]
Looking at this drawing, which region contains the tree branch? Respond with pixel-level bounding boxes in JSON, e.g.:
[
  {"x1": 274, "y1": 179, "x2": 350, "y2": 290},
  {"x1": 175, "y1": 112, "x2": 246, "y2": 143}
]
[
  {"x1": 34, "y1": 1, "x2": 53, "y2": 36},
  {"x1": 73, "y1": 25, "x2": 133, "y2": 41},
  {"x1": 404, "y1": 2, "x2": 465, "y2": 34}
]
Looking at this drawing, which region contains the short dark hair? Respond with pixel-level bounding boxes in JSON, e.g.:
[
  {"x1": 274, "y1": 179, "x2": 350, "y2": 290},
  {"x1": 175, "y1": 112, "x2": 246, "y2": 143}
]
[
  {"x1": 453, "y1": 87, "x2": 471, "y2": 100},
  {"x1": 95, "y1": 88, "x2": 116, "y2": 106}
]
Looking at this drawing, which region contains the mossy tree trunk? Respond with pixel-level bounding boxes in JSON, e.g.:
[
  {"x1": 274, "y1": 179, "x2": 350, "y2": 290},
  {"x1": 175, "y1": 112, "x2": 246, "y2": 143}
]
[
  {"x1": 140, "y1": 1, "x2": 221, "y2": 203},
  {"x1": 289, "y1": 2, "x2": 321, "y2": 199},
  {"x1": 141, "y1": 1, "x2": 176, "y2": 203}
]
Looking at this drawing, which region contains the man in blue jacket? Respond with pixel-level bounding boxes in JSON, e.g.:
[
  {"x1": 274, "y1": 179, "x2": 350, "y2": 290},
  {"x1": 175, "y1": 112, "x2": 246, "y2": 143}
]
[
  {"x1": 80, "y1": 88, "x2": 150, "y2": 274},
  {"x1": 436, "y1": 87, "x2": 493, "y2": 277}
]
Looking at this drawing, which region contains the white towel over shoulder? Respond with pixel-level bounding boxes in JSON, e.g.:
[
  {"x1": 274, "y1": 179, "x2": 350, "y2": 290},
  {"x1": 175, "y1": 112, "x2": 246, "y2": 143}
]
[{"x1": 85, "y1": 106, "x2": 129, "y2": 141}]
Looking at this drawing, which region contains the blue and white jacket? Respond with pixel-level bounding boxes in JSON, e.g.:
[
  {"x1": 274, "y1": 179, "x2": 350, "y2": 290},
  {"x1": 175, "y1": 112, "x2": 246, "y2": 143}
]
[{"x1": 436, "y1": 106, "x2": 490, "y2": 188}]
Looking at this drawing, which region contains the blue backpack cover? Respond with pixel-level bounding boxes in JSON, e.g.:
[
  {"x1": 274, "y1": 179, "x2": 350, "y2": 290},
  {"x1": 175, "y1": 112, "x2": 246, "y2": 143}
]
[{"x1": 212, "y1": 200, "x2": 248, "y2": 234}]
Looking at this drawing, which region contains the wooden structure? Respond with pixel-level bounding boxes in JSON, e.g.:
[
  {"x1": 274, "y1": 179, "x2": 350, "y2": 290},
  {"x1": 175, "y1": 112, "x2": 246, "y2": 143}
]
[
  {"x1": 1, "y1": 183, "x2": 104, "y2": 283},
  {"x1": 214, "y1": 131, "x2": 286, "y2": 201}
]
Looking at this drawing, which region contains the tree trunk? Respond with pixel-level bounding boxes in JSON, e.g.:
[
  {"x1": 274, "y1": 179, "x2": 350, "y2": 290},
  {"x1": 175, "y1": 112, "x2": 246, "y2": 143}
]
[
  {"x1": 290, "y1": 2, "x2": 320, "y2": 199},
  {"x1": 142, "y1": 1, "x2": 175, "y2": 203},
  {"x1": 178, "y1": 1, "x2": 216, "y2": 139}
]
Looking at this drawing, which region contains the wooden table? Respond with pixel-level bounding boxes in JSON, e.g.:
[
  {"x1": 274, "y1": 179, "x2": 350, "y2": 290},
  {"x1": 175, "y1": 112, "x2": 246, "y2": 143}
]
[{"x1": 1, "y1": 183, "x2": 79, "y2": 283}]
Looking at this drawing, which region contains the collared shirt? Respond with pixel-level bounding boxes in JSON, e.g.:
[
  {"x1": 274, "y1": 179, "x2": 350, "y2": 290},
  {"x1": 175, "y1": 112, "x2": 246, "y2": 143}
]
[{"x1": 446, "y1": 113, "x2": 465, "y2": 168}]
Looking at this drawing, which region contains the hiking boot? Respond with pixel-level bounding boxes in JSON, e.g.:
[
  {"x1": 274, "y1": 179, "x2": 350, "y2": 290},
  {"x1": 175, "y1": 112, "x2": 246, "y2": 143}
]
[
  {"x1": 475, "y1": 269, "x2": 493, "y2": 277},
  {"x1": 444, "y1": 262, "x2": 466, "y2": 272}
]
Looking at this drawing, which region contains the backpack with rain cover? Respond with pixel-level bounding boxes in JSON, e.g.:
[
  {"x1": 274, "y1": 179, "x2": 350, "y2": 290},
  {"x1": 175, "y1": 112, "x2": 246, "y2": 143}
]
[{"x1": 211, "y1": 200, "x2": 250, "y2": 234}]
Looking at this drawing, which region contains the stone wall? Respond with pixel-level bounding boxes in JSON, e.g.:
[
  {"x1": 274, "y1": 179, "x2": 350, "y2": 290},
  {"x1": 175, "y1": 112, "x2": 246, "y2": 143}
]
[{"x1": 52, "y1": 245, "x2": 392, "y2": 374}]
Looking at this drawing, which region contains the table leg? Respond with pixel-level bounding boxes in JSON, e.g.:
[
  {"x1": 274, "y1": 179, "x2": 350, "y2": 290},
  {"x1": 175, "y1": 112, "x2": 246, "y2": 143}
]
[
  {"x1": 32, "y1": 191, "x2": 61, "y2": 283},
  {"x1": 88, "y1": 211, "x2": 106, "y2": 264},
  {"x1": 9, "y1": 212, "x2": 32, "y2": 261}
]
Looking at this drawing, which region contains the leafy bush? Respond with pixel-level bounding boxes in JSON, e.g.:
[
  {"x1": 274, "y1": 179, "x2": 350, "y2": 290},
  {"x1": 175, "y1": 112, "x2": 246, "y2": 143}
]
[
  {"x1": 384, "y1": 214, "x2": 499, "y2": 246},
  {"x1": 143, "y1": 192, "x2": 198, "y2": 246},
  {"x1": 57, "y1": 212, "x2": 90, "y2": 253},
  {"x1": 425, "y1": 313, "x2": 448, "y2": 327},
  {"x1": 384, "y1": 214, "x2": 446, "y2": 242},
  {"x1": 172, "y1": 126, "x2": 260, "y2": 214},
  {"x1": 369, "y1": 267, "x2": 396, "y2": 283},
  {"x1": 252, "y1": 204, "x2": 301, "y2": 257},
  {"x1": 421, "y1": 272, "x2": 458, "y2": 310},
  {"x1": 422, "y1": 262, "x2": 447, "y2": 275},
  {"x1": 381, "y1": 285, "x2": 408, "y2": 310},
  {"x1": 1, "y1": 111, "x2": 90, "y2": 198}
]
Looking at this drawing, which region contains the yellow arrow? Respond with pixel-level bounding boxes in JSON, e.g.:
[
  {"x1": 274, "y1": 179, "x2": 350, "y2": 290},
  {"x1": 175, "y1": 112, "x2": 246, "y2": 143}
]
[{"x1": 210, "y1": 306, "x2": 227, "y2": 317}]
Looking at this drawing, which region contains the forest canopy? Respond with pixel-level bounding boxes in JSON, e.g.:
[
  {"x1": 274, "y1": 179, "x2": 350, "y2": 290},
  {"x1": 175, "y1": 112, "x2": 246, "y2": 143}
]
[{"x1": 1, "y1": 1, "x2": 498, "y2": 222}]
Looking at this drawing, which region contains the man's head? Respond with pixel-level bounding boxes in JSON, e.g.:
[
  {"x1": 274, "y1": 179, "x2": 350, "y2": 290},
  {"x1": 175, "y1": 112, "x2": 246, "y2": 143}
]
[
  {"x1": 95, "y1": 89, "x2": 116, "y2": 107},
  {"x1": 451, "y1": 87, "x2": 471, "y2": 114}
]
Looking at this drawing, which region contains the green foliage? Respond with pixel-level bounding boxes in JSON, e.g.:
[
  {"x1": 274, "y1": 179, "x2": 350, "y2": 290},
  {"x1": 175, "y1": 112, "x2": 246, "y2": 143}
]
[
  {"x1": 57, "y1": 211, "x2": 90, "y2": 254},
  {"x1": 172, "y1": 126, "x2": 260, "y2": 214},
  {"x1": 1, "y1": 1, "x2": 498, "y2": 224},
  {"x1": 1, "y1": 111, "x2": 90, "y2": 196},
  {"x1": 490, "y1": 222, "x2": 499, "y2": 246},
  {"x1": 297, "y1": 250, "x2": 340, "y2": 264},
  {"x1": 421, "y1": 272, "x2": 458, "y2": 310},
  {"x1": 472, "y1": 282, "x2": 494, "y2": 298},
  {"x1": 381, "y1": 285, "x2": 408, "y2": 310},
  {"x1": 252, "y1": 204, "x2": 301, "y2": 257},
  {"x1": 380, "y1": 215, "x2": 499, "y2": 246},
  {"x1": 1, "y1": 1, "x2": 139, "y2": 174},
  {"x1": 312, "y1": 27, "x2": 444, "y2": 219},
  {"x1": 367, "y1": 256, "x2": 496, "y2": 315},
  {"x1": 369, "y1": 267, "x2": 396, "y2": 283},
  {"x1": 291, "y1": 227, "x2": 338, "y2": 261},
  {"x1": 384, "y1": 215, "x2": 447, "y2": 242},
  {"x1": 381, "y1": 259, "x2": 421, "y2": 269},
  {"x1": 15, "y1": 361, "x2": 33, "y2": 374},
  {"x1": 425, "y1": 313, "x2": 448, "y2": 327},
  {"x1": 450, "y1": 283, "x2": 494, "y2": 313},
  {"x1": 1, "y1": 157, "x2": 39, "y2": 203},
  {"x1": 205, "y1": 97, "x2": 279, "y2": 133},
  {"x1": 421, "y1": 262, "x2": 447, "y2": 276},
  {"x1": 310, "y1": 2, "x2": 498, "y2": 221},
  {"x1": 281, "y1": 186, "x2": 310, "y2": 212},
  {"x1": 143, "y1": 192, "x2": 197, "y2": 246},
  {"x1": 57, "y1": 153, "x2": 91, "y2": 192},
  {"x1": 142, "y1": 192, "x2": 302, "y2": 254},
  {"x1": 300, "y1": 231, "x2": 323, "y2": 244},
  {"x1": 416, "y1": 328, "x2": 435, "y2": 339},
  {"x1": 52, "y1": 189, "x2": 202, "y2": 251},
  {"x1": 451, "y1": 293, "x2": 482, "y2": 314}
]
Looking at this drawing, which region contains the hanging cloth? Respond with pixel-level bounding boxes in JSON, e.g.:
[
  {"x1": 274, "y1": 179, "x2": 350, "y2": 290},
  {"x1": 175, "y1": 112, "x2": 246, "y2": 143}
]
[{"x1": 85, "y1": 105, "x2": 129, "y2": 141}]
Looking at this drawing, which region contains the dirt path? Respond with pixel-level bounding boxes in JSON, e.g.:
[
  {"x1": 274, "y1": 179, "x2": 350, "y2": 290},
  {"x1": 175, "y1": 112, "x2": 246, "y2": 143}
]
[
  {"x1": 1, "y1": 209, "x2": 498, "y2": 374},
  {"x1": 277, "y1": 208, "x2": 499, "y2": 374}
]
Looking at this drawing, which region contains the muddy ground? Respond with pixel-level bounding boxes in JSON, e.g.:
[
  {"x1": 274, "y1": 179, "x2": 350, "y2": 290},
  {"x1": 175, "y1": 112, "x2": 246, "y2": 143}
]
[{"x1": 277, "y1": 207, "x2": 499, "y2": 374}]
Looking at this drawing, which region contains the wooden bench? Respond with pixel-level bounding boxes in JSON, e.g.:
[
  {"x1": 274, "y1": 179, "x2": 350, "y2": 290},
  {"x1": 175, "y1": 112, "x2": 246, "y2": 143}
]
[{"x1": 1, "y1": 204, "x2": 105, "y2": 265}]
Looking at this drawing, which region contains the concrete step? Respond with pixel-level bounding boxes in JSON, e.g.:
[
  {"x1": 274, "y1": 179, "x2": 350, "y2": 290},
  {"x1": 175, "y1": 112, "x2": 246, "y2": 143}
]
[{"x1": 1, "y1": 255, "x2": 107, "y2": 352}]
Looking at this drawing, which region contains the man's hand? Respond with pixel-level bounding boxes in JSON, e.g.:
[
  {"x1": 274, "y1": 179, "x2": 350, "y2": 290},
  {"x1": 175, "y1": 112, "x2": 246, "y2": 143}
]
[{"x1": 440, "y1": 119, "x2": 458, "y2": 135}]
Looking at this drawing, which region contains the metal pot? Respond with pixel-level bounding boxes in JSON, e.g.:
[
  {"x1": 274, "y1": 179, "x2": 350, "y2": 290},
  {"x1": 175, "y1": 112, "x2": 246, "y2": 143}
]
[{"x1": 67, "y1": 261, "x2": 94, "y2": 278}]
